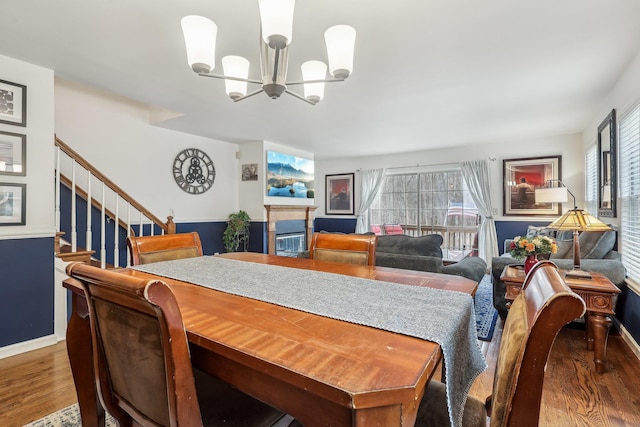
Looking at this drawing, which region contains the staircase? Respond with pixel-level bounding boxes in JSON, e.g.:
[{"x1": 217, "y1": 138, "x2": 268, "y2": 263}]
[{"x1": 54, "y1": 136, "x2": 175, "y2": 268}]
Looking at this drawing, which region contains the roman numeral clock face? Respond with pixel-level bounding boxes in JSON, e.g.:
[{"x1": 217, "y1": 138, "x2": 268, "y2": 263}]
[{"x1": 172, "y1": 148, "x2": 216, "y2": 194}]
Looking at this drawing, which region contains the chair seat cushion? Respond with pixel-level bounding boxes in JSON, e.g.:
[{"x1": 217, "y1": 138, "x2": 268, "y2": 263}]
[{"x1": 415, "y1": 380, "x2": 487, "y2": 427}]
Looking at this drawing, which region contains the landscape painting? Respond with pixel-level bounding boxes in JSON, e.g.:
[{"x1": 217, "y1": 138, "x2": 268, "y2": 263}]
[{"x1": 266, "y1": 151, "x2": 314, "y2": 198}]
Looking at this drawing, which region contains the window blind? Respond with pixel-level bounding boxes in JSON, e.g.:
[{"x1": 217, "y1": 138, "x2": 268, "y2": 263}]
[
  {"x1": 619, "y1": 104, "x2": 640, "y2": 283},
  {"x1": 584, "y1": 144, "x2": 598, "y2": 215}
]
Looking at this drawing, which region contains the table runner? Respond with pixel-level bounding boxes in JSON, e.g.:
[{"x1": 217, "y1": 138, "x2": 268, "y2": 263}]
[{"x1": 133, "y1": 256, "x2": 487, "y2": 427}]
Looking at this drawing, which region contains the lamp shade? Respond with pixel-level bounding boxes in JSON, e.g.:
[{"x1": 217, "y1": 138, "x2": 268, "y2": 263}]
[
  {"x1": 547, "y1": 209, "x2": 612, "y2": 231},
  {"x1": 258, "y1": 0, "x2": 295, "y2": 49},
  {"x1": 301, "y1": 60, "x2": 327, "y2": 104},
  {"x1": 181, "y1": 15, "x2": 217, "y2": 74},
  {"x1": 221, "y1": 56, "x2": 250, "y2": 100},
  {"x1": 535, "y1": 187, "x2": 568, "y2": 204},
  {"x1": 325, "y1": 25, "x2": 356, "y2": 79}
]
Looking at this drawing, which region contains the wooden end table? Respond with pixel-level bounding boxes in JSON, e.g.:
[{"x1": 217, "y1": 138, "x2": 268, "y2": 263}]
[{"x1": 500, "y1": 265, "x2": 620, "y2": 374}]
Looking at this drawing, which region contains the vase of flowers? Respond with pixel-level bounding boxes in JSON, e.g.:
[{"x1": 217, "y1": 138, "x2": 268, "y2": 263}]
[{"x1": 509, "y1": 235, "x2": 558, "y2": 274}]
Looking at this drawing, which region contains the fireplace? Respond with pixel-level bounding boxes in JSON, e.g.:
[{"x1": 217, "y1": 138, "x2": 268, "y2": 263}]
[
  {"x1": 265, "y1": 205, "x2": 317, "y2": 255},
  {"x1": 276, "y1": 232, "x2": 307, "y2": 257}
]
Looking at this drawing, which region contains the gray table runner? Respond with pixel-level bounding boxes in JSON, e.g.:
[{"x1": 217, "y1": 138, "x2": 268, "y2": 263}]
[{"x1": 133, "y1": 256, "x2": 486, "y2": 427}]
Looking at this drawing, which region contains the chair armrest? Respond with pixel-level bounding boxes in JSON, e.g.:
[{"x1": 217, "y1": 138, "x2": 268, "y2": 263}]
[{"x1": 441, "y1": 257, "x2": 487, "y2": 283}]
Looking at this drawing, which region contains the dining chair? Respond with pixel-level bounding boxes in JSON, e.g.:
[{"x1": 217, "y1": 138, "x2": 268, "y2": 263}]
[
  {"x1": 414, "y1": 260, "x2": 586, "y2": 427},
  {"x1": 65, "y1": 261, "x2": 291, "y2": 427},
  {"x1": 127, "y1": 232, "x2": 203, "y2": 266},
  {"x1": 308, "y1": 232, "x2": 378, "y2": 266}
]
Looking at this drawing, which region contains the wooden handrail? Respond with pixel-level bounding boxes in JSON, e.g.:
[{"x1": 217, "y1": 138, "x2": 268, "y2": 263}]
[{"x1": 56, "y1": 136, "x2": 174, "y2": 234}]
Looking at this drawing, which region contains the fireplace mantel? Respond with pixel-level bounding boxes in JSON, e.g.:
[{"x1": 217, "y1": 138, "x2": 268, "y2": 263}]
[{"x1": 265, "y1": 205, "x2": 317, "y2": 255}]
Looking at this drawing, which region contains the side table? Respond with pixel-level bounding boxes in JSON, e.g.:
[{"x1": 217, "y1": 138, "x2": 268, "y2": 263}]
[{"x1": 500, "y1": 265, "x2": 620, "y2": 374}]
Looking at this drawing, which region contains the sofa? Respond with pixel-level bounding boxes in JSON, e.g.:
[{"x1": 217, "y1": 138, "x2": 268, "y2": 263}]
[
  {"x1": 300, "y1": 232, "x2": 487, "y2": 284},
  {"x1": 491, "y1": 227, "x2": 626, "y2": 319},
  {"x1": 373, "y1": 234, "x2": 487, "y2": 283}
]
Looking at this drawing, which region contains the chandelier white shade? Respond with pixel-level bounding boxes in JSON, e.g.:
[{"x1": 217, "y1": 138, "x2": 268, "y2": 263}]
[
  {"x1": 180, "y1": 15, "x2": 217, "y2": 74},
  {"x1": 180, "y1": 1, "x2": 356, "y2": 105}
]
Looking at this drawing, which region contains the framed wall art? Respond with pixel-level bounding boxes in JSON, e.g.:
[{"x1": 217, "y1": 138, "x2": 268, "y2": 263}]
[
  {"x1": 0, "y1": 182, "x2": 26, "y2": 226},
  {"x1": 241, "y1": 163, "x2": 258, "y2": 181},
  {"x1": 503, "y1": 156, "x2": 562, "y2": 216},
  {"x1": 266, "y1": 151, "x2": 314, "y2": 198},
  {"x1": 0, "y1": 79, "x2": 27, "y2": 127},
  {"x1": 0, "y1": 130, "x2": 26, "y2": 176},
  {"x1": 326, "y1": 173, "x2": 354, "y2": 215}
]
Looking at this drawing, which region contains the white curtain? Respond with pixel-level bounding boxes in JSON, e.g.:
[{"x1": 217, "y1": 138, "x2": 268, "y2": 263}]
[
  {"x1": 461, "y1": 160, "x2": 499, "y2": 268},
  {"x1": 355, "y1": 168, "x2": 386, "y2": 234}
]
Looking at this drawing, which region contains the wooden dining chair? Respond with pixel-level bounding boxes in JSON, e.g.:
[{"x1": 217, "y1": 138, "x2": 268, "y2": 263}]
[
  {"x1": 65, "y1": 262, "x2": 290, "y2": 427},
  {"x1": 308, "y1": 232, "x2": 378, "y2": 266},
  {"x1": 414, "y1": 260, "x2": 586, "y2": 427},
  {"x1": 127, "y1": 232, "x2": 203, "y2": 266}
]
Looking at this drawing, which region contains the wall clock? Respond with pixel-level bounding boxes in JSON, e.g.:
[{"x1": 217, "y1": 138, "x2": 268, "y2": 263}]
[{"x1": 172, "y1": 148, "x2": 216, "y2": 194}]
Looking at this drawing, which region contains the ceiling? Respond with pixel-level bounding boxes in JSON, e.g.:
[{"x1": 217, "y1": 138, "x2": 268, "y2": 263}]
[{"x1": 3, "y1": 0, "x2": 640, "y2": 159}]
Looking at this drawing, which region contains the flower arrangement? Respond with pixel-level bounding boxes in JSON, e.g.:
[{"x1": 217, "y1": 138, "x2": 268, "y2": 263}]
[{"x1": 509, "y1": 235, "x2": 558, "y2": 260}]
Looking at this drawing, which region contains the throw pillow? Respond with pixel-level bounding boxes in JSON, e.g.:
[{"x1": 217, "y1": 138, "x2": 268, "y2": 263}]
[
  {"x1": 526, "y1": 225, "x2": 556, "y2": 239},
  {"x1": 580, "y1": 230, "x2": 616, "y2": 259}
]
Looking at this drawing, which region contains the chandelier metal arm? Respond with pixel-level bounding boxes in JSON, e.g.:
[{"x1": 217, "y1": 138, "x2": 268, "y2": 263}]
[
  {"x1": 284, "y1": 89, "x2": 317, "y2": 105},
  {"x1": 285, "y1": 77, "x2": 345, "y2": 86},
  {"x1": 197, "y1": 72, "x2": 263, "y2": 85},
  {"x1": 231, "y1": 88, "x2": 265, "y2": 102}
]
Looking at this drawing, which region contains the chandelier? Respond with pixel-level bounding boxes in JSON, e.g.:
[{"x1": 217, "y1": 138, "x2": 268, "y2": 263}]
[{"x1": 180, "y1": 0, "x2": 356, "y2": 105}]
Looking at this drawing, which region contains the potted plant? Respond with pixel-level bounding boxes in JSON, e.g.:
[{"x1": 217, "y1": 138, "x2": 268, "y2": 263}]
[{"x1": 223, "y1": 210, "x2": 251, "y2": 252}]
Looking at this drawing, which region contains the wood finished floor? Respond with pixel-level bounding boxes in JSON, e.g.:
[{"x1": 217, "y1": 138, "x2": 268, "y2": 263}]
[{"x1": 1, "y1": 319, "x2": 639, "y2": 426}]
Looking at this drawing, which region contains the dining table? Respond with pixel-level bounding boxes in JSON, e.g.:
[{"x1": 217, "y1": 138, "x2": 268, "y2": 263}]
[{"x1": 63, "y1": 252, "x2": 485, "y2": 427}]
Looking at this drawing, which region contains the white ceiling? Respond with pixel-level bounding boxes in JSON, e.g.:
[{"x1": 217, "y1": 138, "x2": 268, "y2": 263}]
[{"x1": 2, "y1": 0, "x2": 640, "y2": 159}]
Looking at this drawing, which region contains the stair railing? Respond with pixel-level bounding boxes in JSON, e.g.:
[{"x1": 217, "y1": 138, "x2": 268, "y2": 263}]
[{"x1": 55, "y1": 136, "x2": 175, "y2": 268}]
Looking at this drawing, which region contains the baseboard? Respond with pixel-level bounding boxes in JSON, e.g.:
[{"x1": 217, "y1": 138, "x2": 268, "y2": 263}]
[
  {"x1": 0, "y1": 335, "x2": 59, "y2": 360},
  {"x1": 615, "y1": 319, "x2": 640, "y2": 361}
]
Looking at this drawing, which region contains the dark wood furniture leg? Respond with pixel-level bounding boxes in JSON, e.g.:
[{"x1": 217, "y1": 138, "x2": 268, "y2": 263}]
[
  {"x1": 588, "y1": 312, "x2": 613, "y2": 374},
  {"x1": 66, "y1": 292, "x2": 105, "y2": 427}
]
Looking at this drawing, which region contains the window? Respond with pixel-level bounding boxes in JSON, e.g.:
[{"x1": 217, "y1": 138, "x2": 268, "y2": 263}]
[
  {"x1": 619, "y1": 104, "x2": 640, "y2": 284},
  {"x1": 584, "y1": 144, "x2": 598, "y2": 215},
  {"x1": 369, "y1": 169, "x2": 479, "y2": 259}
]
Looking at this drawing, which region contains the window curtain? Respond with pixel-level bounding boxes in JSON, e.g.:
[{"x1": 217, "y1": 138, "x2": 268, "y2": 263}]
[
  {"x1": 355, "y1": 168, "x2": 386, "y2": 234},
  {"x1": 461, "y1": 160, "x2": 498, "y2": 268}
]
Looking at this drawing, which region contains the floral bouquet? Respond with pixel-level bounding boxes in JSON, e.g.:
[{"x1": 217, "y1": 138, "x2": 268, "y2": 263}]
[{"x1": 509, "y1": 235, "x2": 558, "y2": 260}]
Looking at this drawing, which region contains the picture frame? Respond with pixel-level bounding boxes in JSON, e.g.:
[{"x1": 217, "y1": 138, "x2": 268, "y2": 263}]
[
  {"x1": 0, "y1": 130, "x2": 26, "y2": 176},
  {"x1": 0, "y1": 182, "x2": 26, "y2": 226},
  {"x1": 503, "y1": 156, "x2": 562, "y2": 216},
  {"x1": 241, "y1": 163, "x2": 258, "y2": 181},
  {"x1": 326, "y1": 173, "x2": 354, "y2": 215},
  {"x1": 597, "y1": 109, "x2": 616, "y2": 218},
  {"x1": 0, "y1": 79, "x2": 27, "y2": 127}
]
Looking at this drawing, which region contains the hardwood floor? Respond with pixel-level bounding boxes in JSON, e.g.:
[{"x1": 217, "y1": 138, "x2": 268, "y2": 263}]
[{"x1": 1, "y1": 319, "x2": 639, "y2": 426}]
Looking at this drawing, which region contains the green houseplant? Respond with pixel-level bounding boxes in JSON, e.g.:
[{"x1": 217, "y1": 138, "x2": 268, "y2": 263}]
[{"x1": 223, "y1": 210, "x2": 251, "y2": 252}]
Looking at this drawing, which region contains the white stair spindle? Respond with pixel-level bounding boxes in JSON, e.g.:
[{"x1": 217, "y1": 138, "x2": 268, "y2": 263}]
[
  {"x1": 113, "y1": 195, "x2": 119, "y2": 268},
  {"x1": 101, "y1": 184, "x2": 106, "y2": 269},
  {"x1": 86, "y1": 173, "x2": 92, "y2": 252},
  {"x1": 139, "y1": 211, "x2": 144, "y2": 237},
  {"x1": 71, "y1": 160, "x2": 77, "y2": 251},
  {"x1": 127, "y1": 204, "x2": 131, "y2": 267}
]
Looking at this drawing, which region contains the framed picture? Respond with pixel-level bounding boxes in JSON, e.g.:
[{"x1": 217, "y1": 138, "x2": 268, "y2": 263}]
[
  {"x1": 326, "y1": 173, "x2": 354, "y2": 215},
  {"x1": 241, "y1": 163, "x2": 258, "y2": 181},
  {"x1": 0, "y1": 131, "x2": 26, "y2": 176},
  {"x1": 503, "y1": 156, "x2": 562, "y2": 216},
  {"x1": 0, "y1": 182, "x2": 26, "y2": 226},
  {"x1": 0, "y1": 79, "x2": 27, "y2": 127},
  {"x1": 266, "y1": 151, "x2": 314, "y2": 198}
]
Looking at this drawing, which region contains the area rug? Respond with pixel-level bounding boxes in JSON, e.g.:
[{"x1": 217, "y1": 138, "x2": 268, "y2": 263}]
[
  {"x1": 475, "y1": 274, "x2": 498, "y2": 341},
  {"x1": 22, "y1": 404, "x2": 115, "y2": 427}
]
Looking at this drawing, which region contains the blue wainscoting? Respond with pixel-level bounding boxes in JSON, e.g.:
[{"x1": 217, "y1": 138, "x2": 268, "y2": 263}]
[
  {"x1": 314, "y1": 217, "x2": 357, "y2": 233},
  {"x1": 495, "y1": 220, "x2": 551, "y2": 254},
  {"x1": 0, "y1": 237, "x2": 54, "y2": 347},
  {"x1": 617, "y1": 286, "x2": 640, "y2": 345}
]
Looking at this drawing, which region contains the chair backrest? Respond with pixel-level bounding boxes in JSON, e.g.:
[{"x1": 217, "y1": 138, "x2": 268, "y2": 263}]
[
  {"x1": 127, "y1": 232, "x2": 203, "y2": 266},
  {"x1": 65, "y1": 262, "x2": 202, "y2": 426},
  {"x1": 309, "y1": 232, "x2": 378, "y2": 266},
  {"x1": 490, "y1": 260, "x2": 586, "y2": 427}
]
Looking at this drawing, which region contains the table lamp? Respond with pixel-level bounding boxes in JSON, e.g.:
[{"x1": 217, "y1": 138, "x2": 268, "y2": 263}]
[{"x1": 535, "y1": 181, "x2": 611, "y2": 279}]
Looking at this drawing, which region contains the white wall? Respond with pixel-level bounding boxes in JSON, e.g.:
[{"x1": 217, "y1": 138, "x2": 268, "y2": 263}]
[
  {"x1": 316, "y1": 133, "x2": 584, "y2": 221},
  {"x1": 0, "y1": 54, "x2": 55, "y2": 238},
  {"x1": 55, "y1": 79, "x2": 240, "y2": 223}
]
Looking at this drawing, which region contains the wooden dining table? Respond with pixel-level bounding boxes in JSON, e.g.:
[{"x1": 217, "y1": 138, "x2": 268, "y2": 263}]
[{"x1": 63, "y1": 252, "x2": 479, "y2": 427}]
